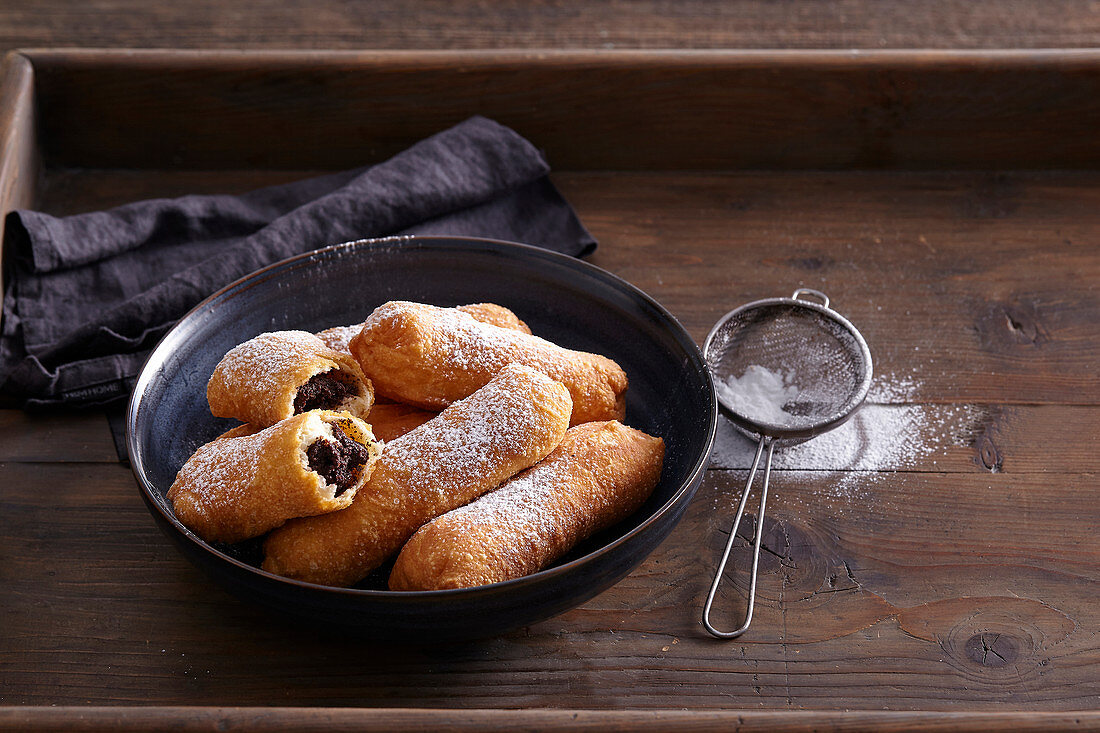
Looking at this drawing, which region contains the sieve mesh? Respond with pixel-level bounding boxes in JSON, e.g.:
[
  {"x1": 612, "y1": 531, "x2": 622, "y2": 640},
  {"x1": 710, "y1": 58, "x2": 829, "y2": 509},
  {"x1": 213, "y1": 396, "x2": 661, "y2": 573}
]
[{"x1": 705, "y1": 300, "x2": 871, "y2": 437}]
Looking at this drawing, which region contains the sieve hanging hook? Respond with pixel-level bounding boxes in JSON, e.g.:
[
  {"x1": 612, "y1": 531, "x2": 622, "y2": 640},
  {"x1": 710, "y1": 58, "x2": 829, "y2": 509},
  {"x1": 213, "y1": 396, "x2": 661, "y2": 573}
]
[
  {"x1": 700, "y1": 289, "x2": 872, "y2": 639},
  {"x1": 791, "y1": 287, "x2": 829, "y2": 309}
]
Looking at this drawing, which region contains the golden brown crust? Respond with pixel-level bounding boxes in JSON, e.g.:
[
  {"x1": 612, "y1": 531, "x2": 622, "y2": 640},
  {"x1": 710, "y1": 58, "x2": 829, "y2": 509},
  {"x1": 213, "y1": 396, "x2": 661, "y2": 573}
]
[
  {"x1": 315, "y1": 324, "x2": 364, "y2": 356},
  {"x1": 261, "y1": 363, "x2": 573, "y2": 587},
  {"x1": 168, "y1": 410, "x2": 382, "y2": 544},
  {"x1": 315, "y1": 302, "x2": 529, "y2": 356},
  {"x1": 455, "y1": 303, "x2": 532, "y2": 334},
  {"x1": 349, "y1": 301, "x2": 627, "y2": 425},
  {"x1": 213, "y1": 423, "x2": 263, "y2": 441},
  {"x1": 388, "y1": 421, "x2": 664, "y2": 591},
  {"x1": 364, "y1": 402, "x2": 438, "y2": 442},
  {"x1": 207, "y1": 330, "x2": 375, "y2": 428}
]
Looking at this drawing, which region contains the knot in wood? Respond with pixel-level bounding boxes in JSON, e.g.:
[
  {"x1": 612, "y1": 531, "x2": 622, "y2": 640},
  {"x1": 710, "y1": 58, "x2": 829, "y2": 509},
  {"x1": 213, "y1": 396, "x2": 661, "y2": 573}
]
[
  {"x1": 790, "y1": 255, "x2": 829, "y2": 271},
  {"x1": 976, "y1": 434, "x2": 1002, "y2": 473},
  {"x1": 975, "y1": 299, "x2": 1047, "y2": 352},
  {"x1": 732, "y1": 514, "x2": 832, "y2": 602},
  {"x1": 965, "y1": 632, "x2": 1019, "y2": 668}
]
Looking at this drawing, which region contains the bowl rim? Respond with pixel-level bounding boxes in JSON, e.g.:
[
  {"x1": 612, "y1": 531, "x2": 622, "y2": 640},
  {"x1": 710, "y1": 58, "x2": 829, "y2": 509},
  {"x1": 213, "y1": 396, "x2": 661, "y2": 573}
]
[{"x1": 127, "y1": 234, "x2": 717, "y2": 600}]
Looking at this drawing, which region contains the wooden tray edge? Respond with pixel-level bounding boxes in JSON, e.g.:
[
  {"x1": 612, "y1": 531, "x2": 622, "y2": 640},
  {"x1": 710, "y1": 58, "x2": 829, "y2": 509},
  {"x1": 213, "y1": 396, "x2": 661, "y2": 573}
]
[
  {"x1": 17, "y1": 46, "x2": 1100, "y2": 66},
  {"x1": 0, "y1": 51, "x2": 40, "y2": 307},
  {"x1": 2, "y1": 706, "x2": 1099, "y2": 732},
  {"x1": 15, "y1": 46, "x2": 1100, "y2": 172}
]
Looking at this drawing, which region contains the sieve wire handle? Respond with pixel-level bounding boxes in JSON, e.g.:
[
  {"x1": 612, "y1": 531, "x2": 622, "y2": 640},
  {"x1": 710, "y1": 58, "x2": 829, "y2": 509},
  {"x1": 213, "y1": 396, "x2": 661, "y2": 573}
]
[{"x1": 702, "y1": 436, "x2": 775, "y2": 639}]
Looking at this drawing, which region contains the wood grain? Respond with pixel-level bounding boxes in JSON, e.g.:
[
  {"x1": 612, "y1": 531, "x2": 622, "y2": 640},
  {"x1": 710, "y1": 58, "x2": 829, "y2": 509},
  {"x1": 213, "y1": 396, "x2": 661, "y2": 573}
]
[
  {"x1": 27, "y1": 167, "x2": 1100, "y2": 405},
  {"x1": 709, "y1": 404, "x2": 1100, "y2": 474},
  {"x1": 20, "y1": 49, "x2": 1100, "y2": 171},
  {"x1": 2, "y1": 707, "x2": 1100, "y2": 733},
  {"x1": 569, "y1": 170, "x2": 1100, "y2": 405},
  {"x1": 2, "y1": 461, "x2": 1097, "y2": 709},
  {"x1": 0, "y1": 410, "x2": 116, "y2": 462},
  {"x1": 1, "y1": 50, "x2": 1098, "y2": 724},
  {"x1": 5, "y1": 1, "x2": 1100, "y2": 52}
]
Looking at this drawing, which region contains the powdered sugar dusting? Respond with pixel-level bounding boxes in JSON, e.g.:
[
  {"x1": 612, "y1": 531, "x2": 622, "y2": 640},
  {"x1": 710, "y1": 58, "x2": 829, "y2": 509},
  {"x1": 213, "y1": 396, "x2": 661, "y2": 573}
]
[
  {"x1": 316, "y1": 324, "x2": 364, "y2": 355},
  {"x1": 360, "y1": 302, "x2": 624, "y2": 423},
  {"x1": 210, "y1": 330, "x2": 373, "y2": 424},
  {"x1": 867, "y1": 372, "x2": 920, "y2": 403},
  {"x1": 710, "y1": 371, "x2": 979, "y2": 500},
  {"x1": 367, "y1": 301, "x2": 529, "y2": 375},
  {"x1": 214, "y1": 330, "x2": 331, "y2": 397},
  {"x1": 366, "y1": 301, "x2": 621, "y2": 384},
  {"x1": 440, "y1": 458, "x2": 573, "y2": 552},
  {"x1": 379, "y1": 363, "x2": 570, "y2": 504},
  {"x1": 170, "y1": 428, "x2": 264, "y2": 511}
]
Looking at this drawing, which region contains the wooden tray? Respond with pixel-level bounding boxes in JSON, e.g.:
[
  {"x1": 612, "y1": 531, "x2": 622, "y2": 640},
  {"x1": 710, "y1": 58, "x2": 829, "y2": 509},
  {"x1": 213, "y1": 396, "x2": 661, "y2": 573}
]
[{"x1": 2, "y1": 49, "x2": 1099, "y2": 731}]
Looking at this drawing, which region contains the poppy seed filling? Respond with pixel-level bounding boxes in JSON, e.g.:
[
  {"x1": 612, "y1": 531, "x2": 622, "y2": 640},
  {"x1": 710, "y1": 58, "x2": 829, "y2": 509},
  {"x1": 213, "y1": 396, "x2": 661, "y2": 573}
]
[
  {"x1": 306, "y1": 425, "x2": 369, "y2": 496},
  {"x1": 294, "y1": 372, "x2": 355, "y2": 413}
]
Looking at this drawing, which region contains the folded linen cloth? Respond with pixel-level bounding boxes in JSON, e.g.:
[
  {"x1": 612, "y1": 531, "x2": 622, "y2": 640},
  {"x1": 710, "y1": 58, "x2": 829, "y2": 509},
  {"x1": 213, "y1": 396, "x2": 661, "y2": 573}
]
[{"x1": 0, "y1": 116, "x2": 596, "y2": 409}]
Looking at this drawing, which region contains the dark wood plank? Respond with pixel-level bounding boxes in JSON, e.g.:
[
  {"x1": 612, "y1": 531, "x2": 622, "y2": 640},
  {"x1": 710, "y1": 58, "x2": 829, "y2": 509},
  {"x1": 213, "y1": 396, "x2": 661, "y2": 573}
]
[
  {"x1": 20, "y1": 49, "x2": 1100, "y2": 171},
  {"x1": 569, "y1": 171, "x2": 1100, "y2": 405},
  {"x1": 2, "y1": 707, "x2": 1099, "y2": 733},
  {"x1": 29, "y1": 167, "x2": 1100, "y2": 406},
  {"x1": 0, "y1": 410, "x2": 116, "y2": 462},
  {"x1": 3, "y1": 462, "x2": 1097, "y2": 709},
  {"x1": 6, "y1": 1, "x2": 1100, "y2": 52},
  {"x1": 710, "y1": 404, "x2": 1100, "y2": 474},
  {"x1": 2, "y1": 49, "x2": 1099, "y2": 725}
]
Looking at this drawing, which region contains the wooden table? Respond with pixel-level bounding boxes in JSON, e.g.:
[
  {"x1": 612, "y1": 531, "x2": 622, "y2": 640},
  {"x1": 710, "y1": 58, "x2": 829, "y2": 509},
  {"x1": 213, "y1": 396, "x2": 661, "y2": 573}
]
[
  {"x1": 5, "y1": 0, "x2": 1100, "y2": 52},
  {"x1": 1, "y1": 36, "x2": 1099, "y2": 733}
]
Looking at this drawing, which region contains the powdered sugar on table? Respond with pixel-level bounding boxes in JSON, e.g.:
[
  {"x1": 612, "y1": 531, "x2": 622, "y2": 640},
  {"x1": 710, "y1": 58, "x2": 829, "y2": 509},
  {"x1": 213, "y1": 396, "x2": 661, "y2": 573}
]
[{"x1": 710, "y1": 369, "x2": 980, "y2": 500}]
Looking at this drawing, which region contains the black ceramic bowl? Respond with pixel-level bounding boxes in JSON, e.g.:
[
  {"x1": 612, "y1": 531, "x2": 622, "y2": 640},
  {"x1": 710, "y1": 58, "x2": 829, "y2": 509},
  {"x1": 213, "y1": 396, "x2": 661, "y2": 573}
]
[{"x1": 128, "y1": 236, "x2": 716, "y2": 641}]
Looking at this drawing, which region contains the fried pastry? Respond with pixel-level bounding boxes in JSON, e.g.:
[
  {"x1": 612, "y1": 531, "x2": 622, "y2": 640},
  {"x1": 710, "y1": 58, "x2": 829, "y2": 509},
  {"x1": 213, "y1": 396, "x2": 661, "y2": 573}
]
[
  {"x1": 168, "y1": 410, "x2": 382, "y2": 544},
  {"x1": 350, "y1": 301, "x2": 626, "y2": 425},
  {"x1": 315, "y1": 302, "x2": 530, "y2": 356},
  {"x1": 262, "y1": 363, "x2": 572, "y2": 587},
  {"x1": 207, "y1": 330, "x2": 374, "y2": 428},
  {"x1": 213, "y1": 423, "x2": 262, "y2": 441},
  {"x1": 315, "y1": 324, "x2": 364, "y2": 356},
  {"x1": 210, "y1": 402, "x2": 432, "y2": 449},
  {"x1": 363, "y1": 402, "x2": 438, "y2": 442},
  {"x1": 389, "y1": 421, "x2": 664, "y2": 591},
  {"x1": 455, "y1": 302, "x2": 532, "y2": 334}
]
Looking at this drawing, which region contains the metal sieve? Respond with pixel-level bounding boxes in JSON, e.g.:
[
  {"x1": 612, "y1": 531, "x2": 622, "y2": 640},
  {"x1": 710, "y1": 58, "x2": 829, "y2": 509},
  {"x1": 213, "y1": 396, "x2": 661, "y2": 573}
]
[{"x1": 701, "y1": 288, "x2": 873, "y2": 638}]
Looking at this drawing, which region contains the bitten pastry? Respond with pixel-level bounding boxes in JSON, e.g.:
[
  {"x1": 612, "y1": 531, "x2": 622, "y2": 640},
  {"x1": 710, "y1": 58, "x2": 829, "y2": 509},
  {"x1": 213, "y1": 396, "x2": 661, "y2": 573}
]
[
  {"x1": 350, "y1": 301, "x2": 627, "y2": 425},
  {"x1": 389, "y1": 421, "x2": 664, "y2": 591},
  {"x1": 207, "y1": 330, "x2": 374, "y2": 428},
  {"x1": 168, "y1": 410, "x2": 382, "y2": 544},
  {"x1": 262, "y1": 363, "x2": 573, "y2": 587},
  {"x1": 315, "y1": 302, "x2": 531, "y2": 356}
]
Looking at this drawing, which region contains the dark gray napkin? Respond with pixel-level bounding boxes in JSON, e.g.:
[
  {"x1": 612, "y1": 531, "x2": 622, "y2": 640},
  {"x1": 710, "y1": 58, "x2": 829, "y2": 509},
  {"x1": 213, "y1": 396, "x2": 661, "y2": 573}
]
[{"x1": 1, "y1": 116, "x2": 596, "y2": 410}]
